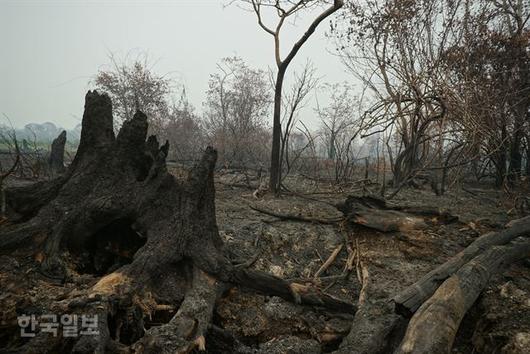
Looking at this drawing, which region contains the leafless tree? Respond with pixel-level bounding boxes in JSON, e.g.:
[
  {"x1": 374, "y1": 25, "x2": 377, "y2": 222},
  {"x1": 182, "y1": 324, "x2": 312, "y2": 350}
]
[
  {"x1": 93, "y1": 52, "x2": 172, "y2": 134},
  {"x1": 294, "y1": 120, "x2": 321, "y2": 179},
  {"x1": 279, "y1": 61, "x2": 319, "y2": 181},
  {"x1": 332, "y1": 0, "x2": 472, "y2": 195},
  {"x1": 94, "y1": 53, "x2": 205, "y2": 164},
  {"x1": 447, "y1": 0, "x2": 530, "y2": 187},
  {"x1": 316, "y1": 82, "x2": 362, "y2": 182},
  {"x1": 239, "y1": 0, "x2": 344, "y2": 194},
  {"x1": 0, "y1": 123, "x2": 20, "y2": 217},
  {"x1": 163, "y1": 89, "x2": 205, "y2": 162},
  {"x1": 203, "y1": 56, "x2": 271, "y2": 170}
]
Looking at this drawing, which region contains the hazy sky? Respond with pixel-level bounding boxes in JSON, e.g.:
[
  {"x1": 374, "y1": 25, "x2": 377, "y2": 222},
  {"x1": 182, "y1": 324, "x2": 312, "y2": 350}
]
[{"x1": 0, "y1": 0, "x2": 349, "y2": 129}]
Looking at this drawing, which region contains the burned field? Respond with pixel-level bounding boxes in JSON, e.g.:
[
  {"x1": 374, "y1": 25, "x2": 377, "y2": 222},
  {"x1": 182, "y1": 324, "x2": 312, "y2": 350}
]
[{"x1": 0, "y1": 92, "x2": 528, "y2": 354}]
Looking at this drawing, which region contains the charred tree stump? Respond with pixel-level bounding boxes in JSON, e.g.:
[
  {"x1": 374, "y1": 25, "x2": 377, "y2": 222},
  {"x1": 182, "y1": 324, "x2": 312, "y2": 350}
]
[
  {"x1": 0, "y1": 91, "x2": 354, "y2": 353},
  {"x1": 396, "y1": 239, "x2": 530, "y2": 354},
  {"x1": 393, "y1": 216, "x2": 530, "y2": 316},
  {"x1": 48, "y1": 130, "x2": 67, "y2": 176}
]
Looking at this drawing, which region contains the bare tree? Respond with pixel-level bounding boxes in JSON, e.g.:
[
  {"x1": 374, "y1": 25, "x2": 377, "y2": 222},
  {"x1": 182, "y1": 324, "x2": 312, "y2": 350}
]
[
  {"x1": 279, "y1": 61, "x2": 319, "y2": 181},
  {"x1": 240, "y1": 0, "x2": 344, "y2": 194},
  {"x1": 316, "y1": 82, "x2": 362, "y2": 182},
  {"x1": 457, "y1": 0, "x2": 529, "y2": 187},
  {"x1": 0, "y1": 124, "x2": 20, "y2": 217},
  {"x1": 203, "y1": 56, "x2": 271, "y2": 169},
  {"x1": 93, "y1": 53, "x2": 172, "y2": 134},
  {"x1": 95, "y1": 53, "x2": 206, "y2": 163},
  {"x1": 333, "y1": 0, "x2": 468, "y2": 195},
  {"x1": 163, "y1": 89, "x2": 205, "y2": 162},
  {"x1": 18, "y1": 128, "x2": 47, "y2": 179}
]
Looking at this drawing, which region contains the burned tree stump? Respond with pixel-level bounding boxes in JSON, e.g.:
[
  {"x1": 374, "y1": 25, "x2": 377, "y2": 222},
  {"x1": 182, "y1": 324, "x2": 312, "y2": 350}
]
[
  {"x1": 0, "y1": 91, "x2": 354, "y2": 353},
  {"x1": 48, "y1": 130, "x2": 66, "y2": 176}
]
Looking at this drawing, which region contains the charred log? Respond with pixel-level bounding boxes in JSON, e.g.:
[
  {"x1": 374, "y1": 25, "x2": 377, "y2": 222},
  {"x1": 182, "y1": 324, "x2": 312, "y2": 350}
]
[
  {"x1": 396, "y1": 239, "x2": 530, "y2": 354},
  {"x1": 336, "y1": 195, "x2": 457, "y2": 233},
  {"x1": 393, "y1": 215, "x2": 530, "y2": 316}
]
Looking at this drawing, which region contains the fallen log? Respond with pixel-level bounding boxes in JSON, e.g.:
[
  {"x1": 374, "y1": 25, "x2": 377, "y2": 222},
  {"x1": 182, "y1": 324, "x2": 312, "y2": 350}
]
[
  {"x1": 336, "y1": 196, "x2": 454, "y2": 232},
  {"x1": 393, "y1": 216, "x2": 530, "y2": 316},
  {"x1": 396, "y1": 239, "x2": 530, "y2": 354}
]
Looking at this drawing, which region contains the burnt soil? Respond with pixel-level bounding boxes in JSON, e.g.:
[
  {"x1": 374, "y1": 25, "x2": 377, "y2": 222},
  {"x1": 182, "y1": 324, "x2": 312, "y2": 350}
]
[{"x1": 1, "y1": 172, "x2": 529, "y2": 353}]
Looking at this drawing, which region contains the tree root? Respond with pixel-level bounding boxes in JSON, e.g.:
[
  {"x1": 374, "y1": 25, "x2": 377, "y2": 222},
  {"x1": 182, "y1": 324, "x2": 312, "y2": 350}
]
[{"x1": 133, "y1": 267, "x2": 220, "y2": 354}]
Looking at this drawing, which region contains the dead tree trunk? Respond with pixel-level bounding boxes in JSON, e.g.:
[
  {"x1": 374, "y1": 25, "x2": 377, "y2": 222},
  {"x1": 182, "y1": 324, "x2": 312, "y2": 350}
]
[
  {"x1": 0, "y1": 91, "x2": 354, "y2": 353},
  {"x1": 48, "y1": 130, "x2": 66, "y2": 176}
]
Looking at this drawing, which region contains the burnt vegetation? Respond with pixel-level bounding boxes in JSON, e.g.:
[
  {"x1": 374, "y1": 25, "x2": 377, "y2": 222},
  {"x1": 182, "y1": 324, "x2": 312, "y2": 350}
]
[{"x1": 1, "y1": 0, "x2": 529, "y2": 353}]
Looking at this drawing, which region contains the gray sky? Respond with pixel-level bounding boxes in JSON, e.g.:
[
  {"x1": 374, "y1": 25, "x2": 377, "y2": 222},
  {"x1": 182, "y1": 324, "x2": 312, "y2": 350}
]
[{"x1": 0, "y1": 0, "x2": 349, "y2": 129}]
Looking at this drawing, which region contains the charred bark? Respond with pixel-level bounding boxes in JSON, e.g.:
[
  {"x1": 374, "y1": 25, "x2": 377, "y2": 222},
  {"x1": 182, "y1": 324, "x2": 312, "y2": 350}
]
[{"x1": 48, "y1": 130, "x2": 67, "y2": 176}]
